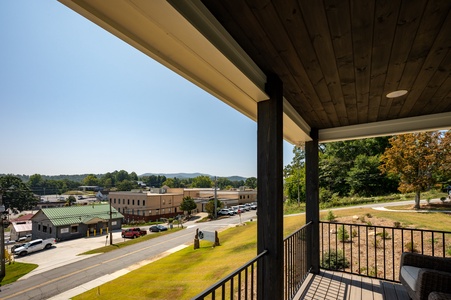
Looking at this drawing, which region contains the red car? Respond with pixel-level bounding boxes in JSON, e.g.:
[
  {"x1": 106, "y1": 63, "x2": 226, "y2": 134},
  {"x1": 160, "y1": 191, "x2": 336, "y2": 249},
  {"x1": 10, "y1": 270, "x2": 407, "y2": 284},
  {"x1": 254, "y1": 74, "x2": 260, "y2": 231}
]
[{"x1": 121, "y1": 227, "x2": 147, "y2": 239}]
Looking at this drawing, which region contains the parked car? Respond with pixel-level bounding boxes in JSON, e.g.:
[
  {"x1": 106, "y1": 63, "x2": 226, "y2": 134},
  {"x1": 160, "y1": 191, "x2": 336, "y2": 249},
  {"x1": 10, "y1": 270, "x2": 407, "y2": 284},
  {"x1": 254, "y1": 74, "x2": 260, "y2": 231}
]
[
  {"x1": 16, "y1": 234, "x2": 32, "y2": 242},
  {"x1": 13, "y1": 238, "x2": 56, "y2": 256},
  {"x1": 250, "y1": 202, "x2": 257, "y2": 210},
  {"x1": 121, "y1": 228, "x2": 147, "y2": 238},
  {"x1": 238, "y1": 205, "x2": 248, "y2": 212},
  {"x1": 149, "y1": 225, "x2": 168, "y2": 232},
  {"x1": 11, "y1": 243, "x2": 26, "y2": 253},
  {"x1": 218, "y1": 208, "x2": 234, "y2": 216}
]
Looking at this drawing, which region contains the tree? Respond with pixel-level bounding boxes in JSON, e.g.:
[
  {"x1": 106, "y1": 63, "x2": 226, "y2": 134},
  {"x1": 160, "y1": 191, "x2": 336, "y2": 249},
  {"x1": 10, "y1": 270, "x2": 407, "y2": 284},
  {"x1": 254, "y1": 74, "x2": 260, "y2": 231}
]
[
  {"x1": 437, "y1": 130, "x2": 451, "y2": 184},
  {"x1": 205, "y1": 199, "x2": 223, "y2": 218},
  {"x1": 380, "y1": 132, "x2": 442, "y2": 209},
  {"x1": 285, "y1": 168, "x2": 306, "y2": 203},
  {"x1": 162, "y1": 178, "x2": 175, "y2": 188},
  {"x1": 180, "y1": 196, "x2": 197, "y2": 216},
  {"x1": 346, "y1": 154, "x2": 397, "y2": 197},
  {"x1": 319, "y1": 137, "x2": 393, "y2": 196},
  {"x1": 66, "y1": 195, "x2": 76, "y2": 206},
  {"x1": 0, "y1": 175, "x2": 38, "y2": 213},
  {"x1": 245, "y1": 177, "x2": 257, "y2": 189},
  {"x1": 284, "y1": 146, "x2": 305, "y2": 177},
  {"x1": 191, "y1": 176, "x2": 212, "y2": 188},
  {"x1": 83, "y1": 174, "x2": 99, "y2": 186},
  {"x1": 116, "y1": 180, "x2": 138, "y2": 191}
]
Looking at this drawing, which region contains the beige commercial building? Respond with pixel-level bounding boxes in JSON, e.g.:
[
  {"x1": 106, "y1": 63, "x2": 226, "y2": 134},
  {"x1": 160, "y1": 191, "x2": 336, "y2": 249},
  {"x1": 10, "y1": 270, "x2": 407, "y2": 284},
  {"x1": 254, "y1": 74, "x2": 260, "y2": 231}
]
[
  {"x1": 109, "y1": 188, "x2": 184, "y2": 222},
  {"x1": 109, "y1": 187, "x2": 257, "y2": 222}
]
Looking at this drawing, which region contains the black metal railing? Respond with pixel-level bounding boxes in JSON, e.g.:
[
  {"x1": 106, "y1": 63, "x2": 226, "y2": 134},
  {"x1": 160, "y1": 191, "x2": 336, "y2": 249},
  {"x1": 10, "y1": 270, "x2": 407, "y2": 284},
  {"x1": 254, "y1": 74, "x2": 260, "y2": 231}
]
[
  {"x1": 319, "y1": 221, "x2": 451, "y2": 282},
  {"x1": 284, "y1": 221, "x2": 312, "y2": 300},
  {"x1": 192, "y1": 250, "x2": 267, "y2": 300}
]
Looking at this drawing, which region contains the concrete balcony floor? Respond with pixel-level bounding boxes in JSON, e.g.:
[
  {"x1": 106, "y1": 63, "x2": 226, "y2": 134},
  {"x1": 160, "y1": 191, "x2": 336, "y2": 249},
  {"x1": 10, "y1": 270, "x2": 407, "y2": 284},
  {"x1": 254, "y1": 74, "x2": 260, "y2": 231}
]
[{"x1": 294, "y1": 270, "x2": 410, "y2": 300}]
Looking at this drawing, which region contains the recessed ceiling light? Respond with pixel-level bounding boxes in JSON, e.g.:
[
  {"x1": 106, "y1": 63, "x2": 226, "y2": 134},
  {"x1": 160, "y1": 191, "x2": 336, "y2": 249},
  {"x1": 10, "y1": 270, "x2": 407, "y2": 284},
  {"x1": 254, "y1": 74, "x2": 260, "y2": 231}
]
[{"x1": 386, "y1": 90, "x2": 408, "y2": 98}]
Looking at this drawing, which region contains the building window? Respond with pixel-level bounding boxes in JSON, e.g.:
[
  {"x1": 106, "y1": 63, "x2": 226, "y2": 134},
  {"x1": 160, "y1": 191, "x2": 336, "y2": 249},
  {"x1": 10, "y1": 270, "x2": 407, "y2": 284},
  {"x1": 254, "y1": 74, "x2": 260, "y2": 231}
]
[
  {"x1": 137, "y1": 200, "x2": 140, "y2": 206},
  {"x1": 50, "y1": 227, "x2": 52, "y2": 234},
  {"x1": 169, "y1": 199, "x2": 172, "y2": 204},
  {"x1": 163, "y1": 199, "x2": 165, "y2": 205},
  {"x1": 137, "y1": 209, "x2": 140, "y2": 215},
  {"x1": 143, "y1": 200, "x2": 145, "y2": 206},
  {"x1": 38, "y1": 224, "x2": 41, "y2": 231},
  {"x1": 133, "y1": 200, "x2": 135, "y2": 205},
  {"x1": 143, "y1": 210, "x2": 145, "y2": 216},
  {"x1": 43, "y1": 225, "x2": 47, "y2": 233},
  {"x1": 128, "y1": 199, "x2": 130, "y2": 205},
  {"x1": 114, "y1": 198, "x2": 116, "y2": 204},
  {"x1": 71, "y1": 225, "x2": 78, "y2": 233},
  {"x1": 117, "y1": 207, "x2": 120, "y2": 213}
]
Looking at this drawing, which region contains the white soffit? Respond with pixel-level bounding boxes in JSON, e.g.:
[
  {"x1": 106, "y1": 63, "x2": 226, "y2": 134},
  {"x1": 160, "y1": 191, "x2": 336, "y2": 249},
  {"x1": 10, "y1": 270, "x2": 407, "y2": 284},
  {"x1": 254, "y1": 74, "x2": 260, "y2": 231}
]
[
  {"x1": 319, "y1": 112, "x2": 451, "y2": 143},
  {"x1": 58, "y1": 0, "x2": 312, "y2": 144}
]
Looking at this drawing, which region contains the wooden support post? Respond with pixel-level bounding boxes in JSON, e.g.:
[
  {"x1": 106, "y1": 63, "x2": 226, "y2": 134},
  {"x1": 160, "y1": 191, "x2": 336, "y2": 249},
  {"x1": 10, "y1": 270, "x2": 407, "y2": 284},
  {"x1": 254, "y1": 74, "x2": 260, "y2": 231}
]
[
  {"x1": 257, "y1": 74, "x2": 283, "y2": 300},
  {"x1": 306, "y1": 128, "x2": 320, "y2": 274}
]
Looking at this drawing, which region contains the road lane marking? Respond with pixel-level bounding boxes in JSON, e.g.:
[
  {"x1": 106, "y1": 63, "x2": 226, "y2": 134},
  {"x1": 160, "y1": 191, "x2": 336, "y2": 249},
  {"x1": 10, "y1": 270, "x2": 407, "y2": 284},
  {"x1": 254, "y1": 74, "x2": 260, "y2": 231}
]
[{"x1": 3, "y1": 231, "x2": 195, "y2": 299}]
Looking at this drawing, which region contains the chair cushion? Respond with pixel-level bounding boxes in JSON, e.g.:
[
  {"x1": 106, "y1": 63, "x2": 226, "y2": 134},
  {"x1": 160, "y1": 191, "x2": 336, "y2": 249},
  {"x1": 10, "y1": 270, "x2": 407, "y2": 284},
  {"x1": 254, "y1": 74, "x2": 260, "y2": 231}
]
[
  {"x1": 401, "y1": 265, "x2": 421, "y2": 292},
  {"x1": 429, "y1": 292, "x2": 451, "y2": 300}
]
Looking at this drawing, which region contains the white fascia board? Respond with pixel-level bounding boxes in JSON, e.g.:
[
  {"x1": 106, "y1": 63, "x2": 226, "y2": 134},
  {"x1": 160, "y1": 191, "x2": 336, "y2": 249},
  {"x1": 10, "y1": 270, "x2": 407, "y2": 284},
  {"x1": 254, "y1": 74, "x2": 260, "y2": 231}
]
[
  {"x1": 319, "y1": 112, "x2": 451, "y2": 143},
  {"x1": 283, "y1": 99, "x2": 311, "y2": 145}
]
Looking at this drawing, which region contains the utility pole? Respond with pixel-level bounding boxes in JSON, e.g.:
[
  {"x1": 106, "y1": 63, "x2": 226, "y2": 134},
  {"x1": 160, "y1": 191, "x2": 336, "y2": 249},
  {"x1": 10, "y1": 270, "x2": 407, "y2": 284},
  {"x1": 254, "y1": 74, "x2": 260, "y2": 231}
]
[
  {"x1": 109, "y1": 198, "x2": 113, "y2": 245},
  {"x1": 214, "y1": 176, "x2": 217, "y2": 219},
  {"x1": 0, "y1": 193, "x2": 5, "y2": 280}
]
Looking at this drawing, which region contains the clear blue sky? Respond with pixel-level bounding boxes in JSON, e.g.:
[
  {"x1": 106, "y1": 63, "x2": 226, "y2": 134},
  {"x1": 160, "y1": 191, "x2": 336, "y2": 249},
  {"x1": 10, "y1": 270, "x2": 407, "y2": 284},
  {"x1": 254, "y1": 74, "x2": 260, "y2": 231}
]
[{"x1": 0, "y1": 1, "x2": 295, "y2": 178}]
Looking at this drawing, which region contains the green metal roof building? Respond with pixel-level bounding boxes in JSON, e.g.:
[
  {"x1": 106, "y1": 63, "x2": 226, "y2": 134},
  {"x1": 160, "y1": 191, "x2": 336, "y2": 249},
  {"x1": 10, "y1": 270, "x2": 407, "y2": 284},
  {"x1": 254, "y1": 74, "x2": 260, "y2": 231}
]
[{"x1": 31, "y1": 204, "x2": 123, "y2": 241}]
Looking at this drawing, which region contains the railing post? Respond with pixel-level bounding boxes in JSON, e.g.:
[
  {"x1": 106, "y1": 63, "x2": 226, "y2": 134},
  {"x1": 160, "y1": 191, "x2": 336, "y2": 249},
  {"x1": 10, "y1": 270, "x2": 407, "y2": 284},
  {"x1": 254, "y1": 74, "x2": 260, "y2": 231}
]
[
  {"x1": 306, "y1": 128, "x2": 320, "y2": 274},
  {"x1": 257, "y1": 74, "x2": 284, "y2": 300}
]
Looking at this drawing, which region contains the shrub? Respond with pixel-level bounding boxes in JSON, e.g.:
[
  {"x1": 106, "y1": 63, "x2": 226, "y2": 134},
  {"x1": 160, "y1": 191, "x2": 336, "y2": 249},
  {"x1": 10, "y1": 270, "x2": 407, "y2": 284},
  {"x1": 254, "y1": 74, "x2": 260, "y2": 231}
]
[
  {"x1": 337, "y1": 225, "x2": 349, "y2": 242},
  {"x1": 326, "y1": 210, "x2": 336, "y2": 222},
  {"x1": 405, "y1": 241, "x2": 417, "y2": 252},
  {"x1": 378, "y1": 229, "x2": 390, "y2": 240},
  {"x1": 366, "y1": 213, "x2": 372, "y2": 218},
  {"x1": 352, "y1": 229, "x2": 358, "y2": 238},
  {"x1": 393, "y1": 221, "x2": 402, "y2": 228},
  {"x1": 321, "y1": 250, "x2": 349, "y2": 270}
]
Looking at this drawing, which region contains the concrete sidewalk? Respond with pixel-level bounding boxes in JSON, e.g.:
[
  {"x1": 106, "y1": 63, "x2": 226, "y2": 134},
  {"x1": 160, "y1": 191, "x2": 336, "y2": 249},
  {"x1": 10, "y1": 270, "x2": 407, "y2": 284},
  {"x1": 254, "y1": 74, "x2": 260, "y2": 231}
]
[{"x1": 15, "y1": 213, "x2": 206, "y2": 280}]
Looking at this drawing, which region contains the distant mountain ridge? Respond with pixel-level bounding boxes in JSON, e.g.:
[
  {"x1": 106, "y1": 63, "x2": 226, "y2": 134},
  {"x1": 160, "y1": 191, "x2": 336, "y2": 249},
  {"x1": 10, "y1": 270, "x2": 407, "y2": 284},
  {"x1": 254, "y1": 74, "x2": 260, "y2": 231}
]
[
  {"x1": 140, "y1": 172, "x2": 247, "y2": 181},
  {"x1": 2, "y1": 173, "x2": 248, "y2": 182}
]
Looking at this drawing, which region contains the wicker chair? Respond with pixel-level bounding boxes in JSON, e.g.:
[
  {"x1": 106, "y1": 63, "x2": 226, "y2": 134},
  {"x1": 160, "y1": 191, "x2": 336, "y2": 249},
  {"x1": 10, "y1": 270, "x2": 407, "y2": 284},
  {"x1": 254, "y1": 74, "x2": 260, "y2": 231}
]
[{"x1": 400, "y1": 252, "x2": 451, "y2": 300}]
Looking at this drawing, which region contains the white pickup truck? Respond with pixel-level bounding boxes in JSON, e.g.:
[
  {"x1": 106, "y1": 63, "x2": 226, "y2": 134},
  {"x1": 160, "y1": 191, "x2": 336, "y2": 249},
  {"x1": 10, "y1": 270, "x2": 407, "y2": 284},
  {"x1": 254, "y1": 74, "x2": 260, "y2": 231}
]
[{"x1": 13, "y1": 238, "x2": 56, "y2": 256}]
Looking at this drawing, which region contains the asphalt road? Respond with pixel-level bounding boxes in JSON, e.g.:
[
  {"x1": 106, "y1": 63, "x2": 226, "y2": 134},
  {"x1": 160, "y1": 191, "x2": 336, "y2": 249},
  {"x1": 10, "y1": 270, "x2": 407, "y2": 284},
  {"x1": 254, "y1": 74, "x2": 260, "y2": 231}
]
[{"x1": 0, "y1": 211, "x2": 257, "y2": 300}]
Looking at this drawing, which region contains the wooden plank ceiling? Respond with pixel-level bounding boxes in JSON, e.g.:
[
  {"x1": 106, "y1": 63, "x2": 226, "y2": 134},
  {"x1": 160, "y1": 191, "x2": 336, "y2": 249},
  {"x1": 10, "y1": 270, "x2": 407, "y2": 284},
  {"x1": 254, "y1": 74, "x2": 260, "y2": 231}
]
[{"x1": 201, "y1": 0, "x2": 451, "y2": 131}]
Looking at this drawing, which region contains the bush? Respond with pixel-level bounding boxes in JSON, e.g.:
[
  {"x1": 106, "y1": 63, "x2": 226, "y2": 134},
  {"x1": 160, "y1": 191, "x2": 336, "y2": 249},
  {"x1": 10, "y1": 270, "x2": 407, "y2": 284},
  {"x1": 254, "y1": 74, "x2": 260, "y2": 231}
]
[
  {"x1": 337, "y1": 225, "x2": 349, "y2": 242},
  {"x1": 378, "y1": 229, "x2": 390, "y2": 240},
  {"x1": 321, "y1": 250, "x2": 349, "y2": 270},
  {"x1": 405, "y1": 241, "x2": 417, "y2": 253},
  {"x1": 393, "y1": 221, "x2": 402, "y2": 228},
  {"x1": 326, "y1": 210, "x2": 336, "y2": 222}
]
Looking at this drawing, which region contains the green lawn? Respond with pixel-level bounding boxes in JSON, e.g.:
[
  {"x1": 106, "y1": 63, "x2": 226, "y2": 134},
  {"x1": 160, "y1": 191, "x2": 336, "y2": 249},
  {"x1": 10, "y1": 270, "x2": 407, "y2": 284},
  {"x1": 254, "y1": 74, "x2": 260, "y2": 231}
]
[
  {"x1": 0, "y1": 262, "x2": 38, "y2": 285},
  {"x1": 74, "y1": 222, "x2": 259, "y2": 299},
  {"x1": 81, "y1": 227, "x2": 183, "y2": 255}
]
